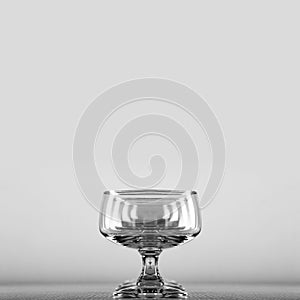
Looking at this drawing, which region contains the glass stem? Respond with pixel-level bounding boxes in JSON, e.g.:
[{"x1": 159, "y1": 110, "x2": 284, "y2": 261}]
[{"x1": 137, "y1": 249, "x2": 163, "y2": 286}]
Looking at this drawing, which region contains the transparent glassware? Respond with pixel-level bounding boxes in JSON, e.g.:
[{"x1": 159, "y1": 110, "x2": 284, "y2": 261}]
[{"x1": 99, "y1": 189, "x2": 202, "y2": 298}]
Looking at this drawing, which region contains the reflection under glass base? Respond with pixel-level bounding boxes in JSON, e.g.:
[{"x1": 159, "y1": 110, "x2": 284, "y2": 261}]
[{"x1": 114, "y1": 280, "x2": 187, "y2": 299}]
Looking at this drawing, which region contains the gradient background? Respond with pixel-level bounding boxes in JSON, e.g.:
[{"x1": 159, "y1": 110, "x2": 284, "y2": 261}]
[{"x1": 1, "y1": 0, "x2": 300, "y2": 286}]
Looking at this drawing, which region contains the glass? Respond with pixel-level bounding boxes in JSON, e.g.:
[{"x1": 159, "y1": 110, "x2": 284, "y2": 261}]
[{"x1": 99, "y1": 189, "x2": 202, "y2": 298}]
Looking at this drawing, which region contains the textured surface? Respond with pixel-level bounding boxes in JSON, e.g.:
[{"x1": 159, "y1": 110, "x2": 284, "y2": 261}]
[{"x1": 0, "y1": 285, "x2": 300, "y2": 300}]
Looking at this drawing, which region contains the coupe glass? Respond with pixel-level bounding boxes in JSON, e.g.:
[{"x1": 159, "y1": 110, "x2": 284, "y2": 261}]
[{"x1": 99, "y1": 189, "x2": 202, "y2": 298}]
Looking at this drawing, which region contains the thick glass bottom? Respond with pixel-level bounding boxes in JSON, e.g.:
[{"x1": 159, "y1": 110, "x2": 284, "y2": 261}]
[{"x1": 113, "y1": 280, "x2": 188, "y2": 298}]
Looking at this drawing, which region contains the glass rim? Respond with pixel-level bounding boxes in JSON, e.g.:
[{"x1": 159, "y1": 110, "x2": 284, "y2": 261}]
[{"x1": 103, "y1": 189, "x2": 198, "y2": 197}]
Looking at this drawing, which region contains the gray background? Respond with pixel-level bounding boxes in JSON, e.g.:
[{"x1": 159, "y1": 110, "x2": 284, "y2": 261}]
[{"x1": 0, "y1": 0, "x2": 300, "y2": 286}]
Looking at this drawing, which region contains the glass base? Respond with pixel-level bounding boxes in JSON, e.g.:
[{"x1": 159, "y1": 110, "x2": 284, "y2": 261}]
[{"x1": 113, "y1": 280, "x2": 188, "y2": 298}]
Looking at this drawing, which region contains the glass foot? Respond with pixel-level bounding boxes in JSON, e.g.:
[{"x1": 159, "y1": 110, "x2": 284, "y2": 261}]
[{"x1": 113, "y1": 280, "x2": 188, "y2": 298}]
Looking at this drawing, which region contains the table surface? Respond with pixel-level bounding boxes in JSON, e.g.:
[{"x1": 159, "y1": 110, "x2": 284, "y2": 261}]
[{"x1": 1, "y1": 284, "x2": 300, "y2": 300}]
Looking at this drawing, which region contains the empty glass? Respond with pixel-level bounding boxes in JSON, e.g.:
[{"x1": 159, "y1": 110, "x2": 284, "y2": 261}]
[{"x1": 99, "y1": 189, "x2": 202, "y2": 298}]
